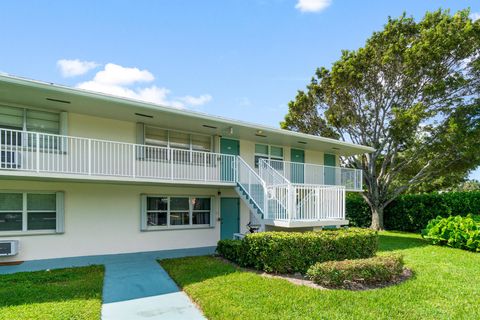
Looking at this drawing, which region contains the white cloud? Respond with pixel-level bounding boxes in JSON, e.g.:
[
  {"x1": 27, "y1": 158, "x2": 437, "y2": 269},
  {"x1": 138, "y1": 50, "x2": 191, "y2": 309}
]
[
  {"x1": 57, "y1": 59, "x2": 99, "y2": 77},
  {"x1": 295, "y1": 0, "x2": 331, "y2": 13},
  {"x1": 178, "y1": 94, "x2": 212, "y2": 106},
  {"x1": 470, "y1": 12, "x2": 480, "y2": 22},
  {"x1": 74, "y1": 63, "x2": 211, "y2": 109},
  {"x1": 92, "y1": 63, "x2": 154, "y2": 85}
]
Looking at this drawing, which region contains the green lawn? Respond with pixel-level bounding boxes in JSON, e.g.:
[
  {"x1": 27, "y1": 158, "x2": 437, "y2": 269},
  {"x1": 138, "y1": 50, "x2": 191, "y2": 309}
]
[
  {"x1": 0, "y1": 265, "x2": 104, "y2": 320},
  {"x1": 161, "y1": 232, "x2": 480, "y2": 320}
]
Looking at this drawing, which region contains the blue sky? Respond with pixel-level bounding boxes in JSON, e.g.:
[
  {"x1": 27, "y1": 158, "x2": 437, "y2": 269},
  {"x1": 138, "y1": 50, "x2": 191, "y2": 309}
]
[{"x1": 0, "y1": 0, "x2": 479, "y2": 180}]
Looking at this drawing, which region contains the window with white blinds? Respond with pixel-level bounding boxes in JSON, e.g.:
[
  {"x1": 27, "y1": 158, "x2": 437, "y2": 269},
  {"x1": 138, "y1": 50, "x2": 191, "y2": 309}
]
[
  {"x1": 0, "y1": 105, "x2": 60, "y2": 134},
  {"x1": 144, "y1": 126, "x2": 212, "y2": 152},
  {"x1": 142, "y1": 195, "x2": 214, "y2": 230}
]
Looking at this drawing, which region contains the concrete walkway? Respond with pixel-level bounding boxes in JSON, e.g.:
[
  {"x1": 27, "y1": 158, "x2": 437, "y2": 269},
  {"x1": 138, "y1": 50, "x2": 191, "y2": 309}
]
[{"x1": 0, "y1": 247, "x2": 215, "y2": 320}]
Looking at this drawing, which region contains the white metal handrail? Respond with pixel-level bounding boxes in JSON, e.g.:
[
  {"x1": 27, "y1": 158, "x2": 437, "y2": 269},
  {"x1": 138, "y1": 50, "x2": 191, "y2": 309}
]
[
  {"x1": 0, "y1": 128, "x2": 236, "y2": 183},
  {"x1": 256, "y1": 158, "x2": 345, "y2": 221},
  {"x1": 258, "y1": 158, "x2": 289, "y2": 186},
  {"x1": 236, "y1": 156, "x2": 266, "y2": 213},
  {"x1": 265, "y1": 159, "x2": 362, "y2": 191}
]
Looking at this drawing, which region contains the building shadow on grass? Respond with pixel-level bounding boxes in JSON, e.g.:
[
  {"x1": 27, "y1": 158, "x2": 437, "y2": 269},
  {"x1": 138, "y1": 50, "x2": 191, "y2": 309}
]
[{"x1": 378, "y1": 233, "x2": 429, "y2": 252}]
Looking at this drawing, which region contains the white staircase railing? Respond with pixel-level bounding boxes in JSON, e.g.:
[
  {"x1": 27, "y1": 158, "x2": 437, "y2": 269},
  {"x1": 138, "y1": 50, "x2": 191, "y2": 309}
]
[
  {"x1": 236, "y1": 156, "x2": 266, "y2": 214},
  {"x1": 266, "y1": 159, "x2": 362, "y2": 191},
  {"x1": 258, "y1": 159, "x2": 289, "y2": 220},
  {"x1": 257, "y1": 159, "x2": 346, "y2": 222}
]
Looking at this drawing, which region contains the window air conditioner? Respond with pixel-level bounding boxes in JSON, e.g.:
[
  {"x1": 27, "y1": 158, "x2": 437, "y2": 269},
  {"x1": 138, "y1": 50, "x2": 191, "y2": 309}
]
[{"x1": 0, "y1": 240, "x2": 19, "y2": 256}]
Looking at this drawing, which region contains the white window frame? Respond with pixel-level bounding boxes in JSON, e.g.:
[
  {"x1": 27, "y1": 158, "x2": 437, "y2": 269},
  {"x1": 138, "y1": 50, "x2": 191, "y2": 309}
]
[
  {"x1": 0, "y1": 191, "x2": 65, "y2": 236},
  {"x1": 0, "y1": 104, "x2": 64, "y2": 134},
  {"x1": 144, "y1": 125, "x2": 213, "y2": 152},
  {"x1": 141, "y1": 195, "x2": 215, "y2": 231},
  {"x1": 254, "y1": 144, "x2": 284, "y2": 168}
]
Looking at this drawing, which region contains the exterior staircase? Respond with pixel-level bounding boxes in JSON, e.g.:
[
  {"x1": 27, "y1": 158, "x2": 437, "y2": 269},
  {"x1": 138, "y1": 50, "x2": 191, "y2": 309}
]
[
  {"x1": 234, "y1": 156, "x2": 348, "y2": 229},
  {"x1": 235, "y1": 184, "x2": 265, "y2": 230}
]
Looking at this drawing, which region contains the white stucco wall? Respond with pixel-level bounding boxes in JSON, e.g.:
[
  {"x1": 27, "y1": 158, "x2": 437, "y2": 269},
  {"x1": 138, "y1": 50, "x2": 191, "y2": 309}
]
[
  {"x1": 68, "y1": 112, "x2": 136, "y2": 142},
  {"x1": 0, "y1": 180, "x2": 250, "y2": 262}
]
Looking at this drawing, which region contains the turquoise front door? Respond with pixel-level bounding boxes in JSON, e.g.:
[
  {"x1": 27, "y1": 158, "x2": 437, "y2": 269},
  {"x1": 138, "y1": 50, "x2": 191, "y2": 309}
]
[
  {"x1": 290, "y1": 148, "x2": 305, "y2": 183},
  {"x1": 220, "y1": 197, "x2": 240, "y2": 240},
  {"x1": 324, "y1": 153, "x2": 336, "y2": 185},
  {"x1": 220, "y1": 138, "x2": 239, "y2": 181}
]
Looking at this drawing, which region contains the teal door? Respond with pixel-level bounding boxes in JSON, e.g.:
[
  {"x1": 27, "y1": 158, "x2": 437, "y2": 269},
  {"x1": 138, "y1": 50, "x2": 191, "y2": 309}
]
[
  {"x1": 220, "y1": 198, "x2": 240, "y2": 240},
  {"x1": 324, "y1": 153, "x2": 336, "y2": 185},
  {"x1": 220, "y1": 138, "x2": 239, "y2": 181},
  {"x1": 290, "y1": 149, "x2": 305, "y2": 183}
]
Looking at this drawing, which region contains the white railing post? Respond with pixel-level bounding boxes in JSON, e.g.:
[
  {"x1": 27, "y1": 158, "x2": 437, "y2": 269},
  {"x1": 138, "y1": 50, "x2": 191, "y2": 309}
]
[
  {"x1": 132, "y1": 144, "x2": 136, "y2": 178},
  {"x1": 288, "y1": 185, "x2": 294, "y2": 221},
  {"x1": 233, "y1": 156, "x2": 237, "y2": 183},
  {"x1": 88, "y1": 139, "x2": 91, "y2": 175},
  {"x1": 170, "y1": 148, "x2": 174, "y2": 180},
  {"x1": 35, "y1": 133, "x2": 40, "y2": 172},
  {"x1": 203, "y1": 154, "x2": 206, "y2": 181}
]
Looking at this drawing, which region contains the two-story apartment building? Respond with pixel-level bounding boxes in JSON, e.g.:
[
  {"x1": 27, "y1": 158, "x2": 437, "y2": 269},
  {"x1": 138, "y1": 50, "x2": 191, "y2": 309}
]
[{"x1": 0, "y1": 74, "x2": 373, "y2": 262}]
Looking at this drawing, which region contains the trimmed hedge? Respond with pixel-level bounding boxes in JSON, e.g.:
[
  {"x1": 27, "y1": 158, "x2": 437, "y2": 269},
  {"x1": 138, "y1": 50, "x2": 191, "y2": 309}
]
[
  {"x1": 346, "y1": 193, "x2": 371, "y2": 228},
  {"x1": 217, "y1": 228, "x2": 378, "y2": 274},
  {"x1": 306, "y1": 254, "x2": 404, "y2": 288},
  {"x1": 216, "y1": 239, "x2": 243, "y2": 262},
  {"x1": 346, "y1": 191, "x2": 480, "y2": 232},
  {"x1": 422, "y1": 215, "x2": 480, "y2": 252}
]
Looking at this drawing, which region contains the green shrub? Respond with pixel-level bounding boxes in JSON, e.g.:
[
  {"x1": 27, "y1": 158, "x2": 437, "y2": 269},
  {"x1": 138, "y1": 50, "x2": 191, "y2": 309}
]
[
  {"x1": 346, "y1": 191, "x2": 480, "y2": 232},
  {"x1": 306, "y1": 254, "x2": 404, "y2": 288},
  {"x1": 216, "y1": 239, "x2": 244, "y2": 262},
  {"x1": 422, "y1": 215, "x2": 480, "y2": 252},
  {"x1": 240, "y1": 228, "x2": 378, "y2": 274},
  {"x1": 346, "y1": 193, "x2": 371, "y2": 228}
]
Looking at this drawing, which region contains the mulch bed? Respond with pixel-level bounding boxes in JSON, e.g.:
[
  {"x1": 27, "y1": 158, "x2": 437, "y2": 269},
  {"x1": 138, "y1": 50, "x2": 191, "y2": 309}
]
[{"x1": 0, "y1": 261, "x2": 24, "y2": 266}]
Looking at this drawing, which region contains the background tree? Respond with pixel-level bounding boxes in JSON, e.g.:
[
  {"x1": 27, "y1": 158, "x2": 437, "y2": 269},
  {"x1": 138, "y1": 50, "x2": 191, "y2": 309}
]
[
  {"x1": 449, "y1": 180, "x2": 480, "y2": 192},
  {"x1": 282, "y1": 9, "x2": 480, "y2": 230}
]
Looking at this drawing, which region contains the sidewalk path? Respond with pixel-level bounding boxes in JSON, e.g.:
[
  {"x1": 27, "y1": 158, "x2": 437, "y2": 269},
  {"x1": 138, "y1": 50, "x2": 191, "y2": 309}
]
[{"x1": 0, "y1": 247, "x2": 215, "y2": 320}]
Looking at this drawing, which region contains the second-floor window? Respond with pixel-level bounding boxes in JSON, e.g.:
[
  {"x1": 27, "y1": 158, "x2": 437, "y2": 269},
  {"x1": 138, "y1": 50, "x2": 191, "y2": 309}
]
[
  {"x1": 0, "y1": 105, "x2": 60, "y2": 134},
  {"x1": 0, "y1": 105, "x2": 63, "y2": 151},
  {"x1": 144, "y1": 126, "x2": 212, "y2": 152},
  {"x1": 254, "y1": 144, "x2": 284, "y2": 168}
]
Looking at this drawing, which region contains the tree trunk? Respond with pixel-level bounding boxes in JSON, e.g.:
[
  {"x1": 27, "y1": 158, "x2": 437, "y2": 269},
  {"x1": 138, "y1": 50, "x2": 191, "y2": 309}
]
[{"x1": 370, "y1": 205, "x2": 384, "y2": 230}]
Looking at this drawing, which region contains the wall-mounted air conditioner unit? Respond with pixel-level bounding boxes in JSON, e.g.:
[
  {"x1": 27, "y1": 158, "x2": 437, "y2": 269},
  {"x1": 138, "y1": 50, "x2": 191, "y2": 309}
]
[
  {"x1": 0, "y1": 240, "x2": 19, "y2": 256},
  {"x1": 0, "y1": 151, "x2": 21, "y2": 169}
]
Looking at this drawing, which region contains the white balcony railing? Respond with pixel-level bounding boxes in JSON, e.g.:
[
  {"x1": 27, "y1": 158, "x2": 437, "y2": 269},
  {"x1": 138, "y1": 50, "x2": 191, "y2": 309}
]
[
  {"x1": 265, "y1": 159, "x2": 363, "y2": 191},
  {"x1": 259, "y1": 159, "x2": 346, "y2": 222},
  {"x1": 0, "y1": 128, "x2": 236, "y2": 184}
]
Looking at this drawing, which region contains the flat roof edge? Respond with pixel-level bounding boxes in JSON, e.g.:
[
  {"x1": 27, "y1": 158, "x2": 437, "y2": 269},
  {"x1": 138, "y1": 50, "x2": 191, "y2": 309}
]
[{"x1": 0, "y1": 73, "x2": 375, "y2": 154}]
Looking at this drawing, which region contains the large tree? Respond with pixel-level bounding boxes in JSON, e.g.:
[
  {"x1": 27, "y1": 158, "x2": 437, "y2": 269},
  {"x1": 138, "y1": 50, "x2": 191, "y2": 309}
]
[{"x1": 282, "y1": 9, "x2": 480, "y2": 230}]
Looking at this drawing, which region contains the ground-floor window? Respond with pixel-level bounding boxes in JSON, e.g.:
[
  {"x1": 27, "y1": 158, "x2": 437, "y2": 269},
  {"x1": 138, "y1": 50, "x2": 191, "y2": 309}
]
[
  {"x1": 142, "y1": 195, "x2": 213, "y2": 230},
  {"x1": 0, "y1": 191, "x2": 64, "y2": 234}
]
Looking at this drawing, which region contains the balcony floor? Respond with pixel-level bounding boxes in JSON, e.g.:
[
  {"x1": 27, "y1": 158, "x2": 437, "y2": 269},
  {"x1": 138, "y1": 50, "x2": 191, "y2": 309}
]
[
  {"x1": 264, "y1": 219, "x2": 349, "y2": 228},
  {"x1": 0, "y1": 170, "x2": 236, "y2": 187}
]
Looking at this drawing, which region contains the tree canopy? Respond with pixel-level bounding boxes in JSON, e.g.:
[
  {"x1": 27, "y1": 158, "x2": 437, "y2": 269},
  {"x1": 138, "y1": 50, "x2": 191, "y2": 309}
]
[{"x1": 282, "y1": 9, "x2": 480, "y2": 229}]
